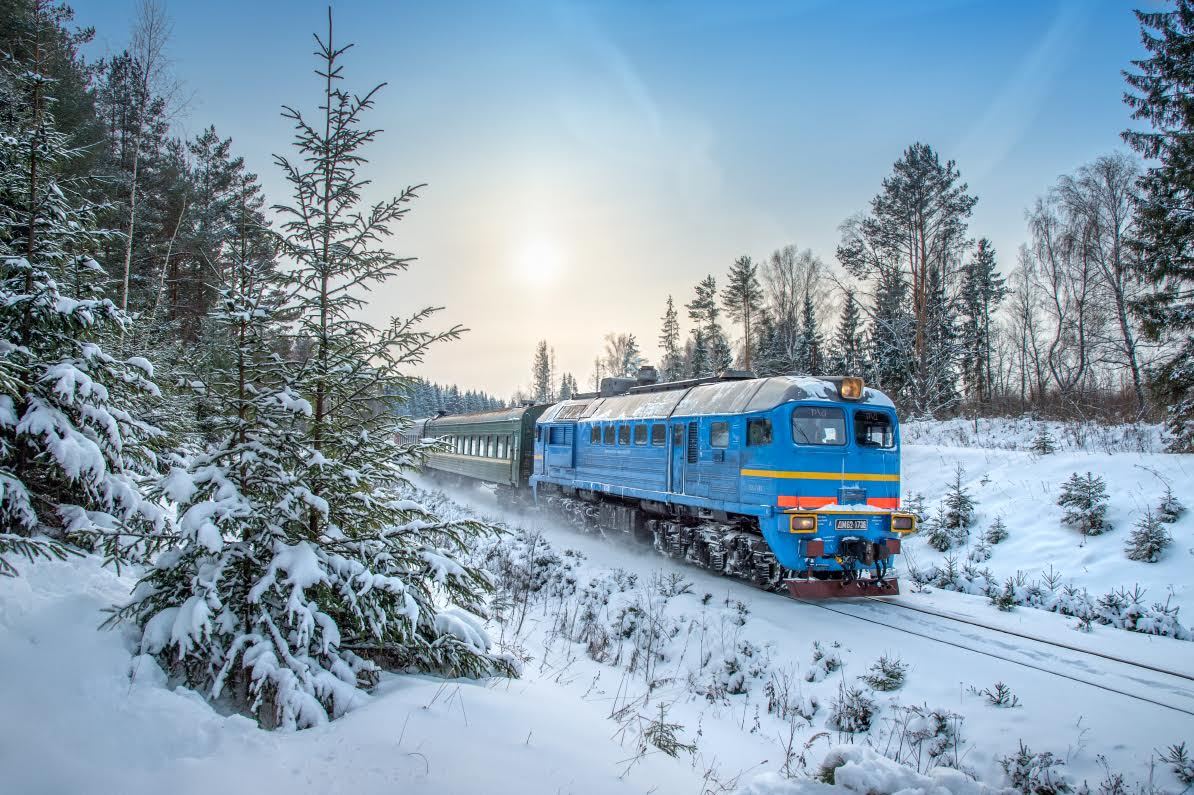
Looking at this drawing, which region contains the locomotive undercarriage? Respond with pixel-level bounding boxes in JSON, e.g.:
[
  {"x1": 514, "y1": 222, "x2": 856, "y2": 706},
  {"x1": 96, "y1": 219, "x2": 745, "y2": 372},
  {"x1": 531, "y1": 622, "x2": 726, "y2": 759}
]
[{"x1": 539, "y1": 488, "x2": 898, "y2": 596}]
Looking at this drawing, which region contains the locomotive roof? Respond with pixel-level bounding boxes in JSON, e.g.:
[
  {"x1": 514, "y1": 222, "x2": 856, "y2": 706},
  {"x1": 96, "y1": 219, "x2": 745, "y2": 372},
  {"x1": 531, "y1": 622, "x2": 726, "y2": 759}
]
[
  {"x1": 537, "y1": 376, "x2": 895, "y2": 423},
  {"x1": 424, "y1": 404, "x2": 542, "y2": 426}
]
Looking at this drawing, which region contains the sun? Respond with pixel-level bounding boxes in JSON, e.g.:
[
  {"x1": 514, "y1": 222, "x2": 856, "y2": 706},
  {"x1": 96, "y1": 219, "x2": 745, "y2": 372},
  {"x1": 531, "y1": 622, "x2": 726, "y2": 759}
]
[{"x1": 514, "y1": 239, "x2": 561, "y2": 286}]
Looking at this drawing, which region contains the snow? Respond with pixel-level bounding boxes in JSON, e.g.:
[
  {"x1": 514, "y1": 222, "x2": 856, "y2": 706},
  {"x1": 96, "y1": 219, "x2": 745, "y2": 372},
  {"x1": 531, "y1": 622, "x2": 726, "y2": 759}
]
[
  {"x1": 900, "y1": 418, "x2": 1194, "y2": 619},
  {"x1": 2, "y1": 417, "x2": 1191, "y2": 793}
]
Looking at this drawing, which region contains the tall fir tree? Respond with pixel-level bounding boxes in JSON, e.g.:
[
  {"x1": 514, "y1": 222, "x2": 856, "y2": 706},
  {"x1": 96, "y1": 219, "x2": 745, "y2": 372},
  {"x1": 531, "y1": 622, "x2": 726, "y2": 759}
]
[
  {"x1": 1123, "y1": 0, "x2": 1194, "y2": 450},
  {"x1": 838, "y1": 142, "x2": 976, "y2": 414},
  {"x1": 658, "y1": 295, "x2": 682, "y2": 381},
  {"x1": 832, "y1": 289, "x2": 866, "y2": 375},
  {"x1": 686, "y1": 275, "x2": 727, "y2": 376},
  {"x1": 867, "y1": 268, "x2": 917, "y2": 402},
  {"x1": 721, "y1": 255, "x2": 763, "y2": 369},
  {"x1": 531, "y1": 339, "x2": 552, "y2": 402},
  {"x1": 796, "y1": 292, "x2": 824, "y2": 375},
  {"x1": 0, "y1": 11, "x2": 165, "y2": 572},
  {"x1": 958, "y1": 238, "x2": 1006, "y2": 404},
  {"x1": 116, "y1": 11, "x2": 514, "y2": 728},
  {"x1": 558, "y1": 371, "x2": 577, "y2": 399}
]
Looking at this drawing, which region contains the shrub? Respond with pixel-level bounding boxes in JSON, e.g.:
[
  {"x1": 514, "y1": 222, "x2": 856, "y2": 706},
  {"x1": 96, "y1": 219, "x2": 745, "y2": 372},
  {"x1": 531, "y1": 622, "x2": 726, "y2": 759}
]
[
  {"x1": 984, "y1": 516, "x2": 1009, "y2": 544},
  {"x1": 942, "y1": 463, "x2": 976, "y2": 540},
  {"x1": 1158, "y1": 486, "x2": 1185, "y2": 524},
  {"x1": 828, "y1": 683, "x2": 877, "y2": 733},
  {"x1": 968, "y1": 538, "x2": 992, "y2": 563},
  {"x1": 1162, "y1": 742, "x2": 1194, "y2": 786},
  {"x1": 862, "y1": 654, "x2": 908, "y2": 692},
  {"x1": 1057, "y1": 472, "x2": 1111, "y2": 538},
  {"x1": 983, "y1": 681, "x2": 1021, "y2": 707},
  {"x1": 1124, "y1": 510, "x2": 1172, "y2": 563},
  {"x1": 999, "y1": 741, "x2": 1073, "y2": 794},
  {"x1": 1030, "y1": 427, "x2": 1057, "y2": 454},
  {"x1": 990, "y1": 578, "x2": 1018, "y2": 611}
]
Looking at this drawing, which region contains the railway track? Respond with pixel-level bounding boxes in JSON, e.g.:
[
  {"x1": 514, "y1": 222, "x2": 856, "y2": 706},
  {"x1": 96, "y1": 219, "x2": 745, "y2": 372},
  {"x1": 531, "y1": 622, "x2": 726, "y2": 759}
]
[{"x1": 789, "y1": 596, "x2": 1194, "y2": 718}]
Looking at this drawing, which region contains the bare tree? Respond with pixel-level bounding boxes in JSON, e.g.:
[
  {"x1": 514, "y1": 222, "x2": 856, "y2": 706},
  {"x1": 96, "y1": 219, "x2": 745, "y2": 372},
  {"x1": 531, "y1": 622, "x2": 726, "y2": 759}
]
[
  {"x1": 1056, "y1": 154, "x2": 1148, "y2": 414},
  {"x1": 118, "y1": 0, "x2": 182, "y2": 313}
]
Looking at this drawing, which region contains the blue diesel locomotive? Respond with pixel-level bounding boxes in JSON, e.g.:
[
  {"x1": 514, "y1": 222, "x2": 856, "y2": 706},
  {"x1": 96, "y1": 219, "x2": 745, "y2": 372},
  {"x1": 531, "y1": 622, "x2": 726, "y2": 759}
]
[{"x1": 412, "y1": 368, "x2": 915, "y2": 597}]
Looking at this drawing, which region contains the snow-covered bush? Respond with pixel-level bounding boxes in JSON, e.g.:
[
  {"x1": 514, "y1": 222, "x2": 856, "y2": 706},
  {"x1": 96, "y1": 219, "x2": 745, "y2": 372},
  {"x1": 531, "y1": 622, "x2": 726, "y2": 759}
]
[
  {"x1": 805, "y1": 640, "x2": 842, "y2": 682},
  {"x1": 0, "y1": 58, "x2": 166, "y2": 573},
  {"x1": 1161, "y1": 742, "x2": 1194, "y2": 787},
  {"x1": 1031, "y1": 427, "x2": 1057, "y2": 455},
  {"x1": 983, "y1": 516, "x2": 1009, "y2": 545},
  {"x1": 999, "y1": 741, "x2": 1073, "y2": 794},
  {"x1": 1124, "y1": 510, "x2": 1172, "y2": 563},
  {"x1": 828, "y1": 683, "x2": 877, "y2": 733},
  {"x1": 990, "y1": 578, "x2": 1018, "y2": 611},
  {"x1": 1057, "y1": 472, "x2": 1111, "y2": 538},
  {"x1": 982, "y1": 681, "x2": 1020, "y2": 707},
  {"x1": 876, "y1": 703, "x2": 965, "y2": 772},
  {"x1": 862, "y1": 654, "x2": 907, "y2": 691},
  {"x1": 1157, "y1": 486, "x2": 1185, "y2": 524},
  {"x1": 968, "y1": 538, "x2": 992, "y2": 563}
]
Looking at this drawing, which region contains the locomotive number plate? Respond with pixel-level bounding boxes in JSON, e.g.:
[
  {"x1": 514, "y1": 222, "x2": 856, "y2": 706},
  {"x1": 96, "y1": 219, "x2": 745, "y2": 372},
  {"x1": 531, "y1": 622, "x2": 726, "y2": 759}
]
[{"x1": 835, "y1": 519, "x2": 868, "y2": 530}]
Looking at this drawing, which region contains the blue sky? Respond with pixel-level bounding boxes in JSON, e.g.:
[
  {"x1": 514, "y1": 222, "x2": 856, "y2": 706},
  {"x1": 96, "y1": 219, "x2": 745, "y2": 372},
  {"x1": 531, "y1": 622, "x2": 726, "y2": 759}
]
[{"x1": 76, "y1": 0, "x2": 1149, "y2": 397}]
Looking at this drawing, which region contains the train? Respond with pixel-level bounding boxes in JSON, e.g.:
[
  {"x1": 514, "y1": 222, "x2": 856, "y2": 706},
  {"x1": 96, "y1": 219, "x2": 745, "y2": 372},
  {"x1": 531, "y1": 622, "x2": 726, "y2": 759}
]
[{"x1": 404, "y1": 367, "x2": 915, "y2": 597}]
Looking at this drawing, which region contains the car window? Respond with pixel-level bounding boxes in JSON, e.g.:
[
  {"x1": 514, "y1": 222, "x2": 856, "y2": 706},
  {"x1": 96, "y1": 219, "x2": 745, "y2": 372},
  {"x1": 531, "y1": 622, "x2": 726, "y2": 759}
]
[
  {"x1": 710, "y1": 421, "x2": 729, "y2": 448},
  {"x1": 854, "y1": 410, "x2": 896, "y2": 449},
  {"x1": 747, "y1": 418, "x2": 772, "y2": 446},
  {"x1": 791, "y1": 406, "x2": 846, "y2": 446}
]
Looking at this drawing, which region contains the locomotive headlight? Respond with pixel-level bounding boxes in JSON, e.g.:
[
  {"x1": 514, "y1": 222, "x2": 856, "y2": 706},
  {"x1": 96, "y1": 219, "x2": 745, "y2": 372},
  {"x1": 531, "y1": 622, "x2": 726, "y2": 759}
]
[
  {"x1": 789, "y1": 513, "x2": 818, "y2": 533},
  {"x1": 891, "y1": 513, "x2": 916, "y2": 533},
  {"x1": 839, "y1": 377, "x2": 864, "y2": 400}
]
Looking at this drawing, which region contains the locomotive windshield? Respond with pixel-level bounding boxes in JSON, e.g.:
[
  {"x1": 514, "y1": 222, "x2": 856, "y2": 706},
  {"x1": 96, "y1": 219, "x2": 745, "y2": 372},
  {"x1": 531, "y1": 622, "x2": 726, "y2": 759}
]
[
  {"x1": 791, "y1": 406, "x2": 846, "y2": 446},
  {"x1": 854, "y1": 410, "x2": 896, "y2": 449}
]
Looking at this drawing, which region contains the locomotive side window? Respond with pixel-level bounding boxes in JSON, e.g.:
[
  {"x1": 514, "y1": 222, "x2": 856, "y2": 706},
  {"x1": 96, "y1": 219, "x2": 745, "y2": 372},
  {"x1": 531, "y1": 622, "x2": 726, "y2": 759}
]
[
  {"x1": 791, "y1": 406, "x2": 846, "y2": 446},
  {"x1": 651, "y1": 424, "x2": 666, "y2": 446},
  {"x1": 603, "y1": 425, "x2": 615, "y2": 445},
  {"x1": 634, "y1": 425, "x2": 648, "y2": 445},
  {"x1": 618, "y1": 425, "x2": 630, "y2": 445},
  {"x1": 590, "y1": 425, "x2": 600, "y2": 444},
  {"x1": 747, "y1": 418, "x2": 772, "y2": 446},
  {"x1": 710, "y1": 421, "x2": 729, "y2": 448},
  {"x1": 854, "y1": 410, "x2": 895, "y2": 449},
  {"x1": 672, "y1": 425, "x2": 683, "y2": 446}
]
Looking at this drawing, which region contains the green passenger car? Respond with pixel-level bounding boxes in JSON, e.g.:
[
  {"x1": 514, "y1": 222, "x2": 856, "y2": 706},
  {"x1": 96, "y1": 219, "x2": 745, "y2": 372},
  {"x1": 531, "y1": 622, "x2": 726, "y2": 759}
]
[{"x1": 406, "y1": 405, "x2": 549, "y2": 488}]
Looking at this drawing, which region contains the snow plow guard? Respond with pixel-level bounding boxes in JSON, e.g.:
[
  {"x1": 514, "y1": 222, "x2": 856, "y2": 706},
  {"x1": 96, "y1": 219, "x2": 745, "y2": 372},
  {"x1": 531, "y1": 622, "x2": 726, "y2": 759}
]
[{"x1": 784, "y1": 577, "x2": 900, "y2": 599}]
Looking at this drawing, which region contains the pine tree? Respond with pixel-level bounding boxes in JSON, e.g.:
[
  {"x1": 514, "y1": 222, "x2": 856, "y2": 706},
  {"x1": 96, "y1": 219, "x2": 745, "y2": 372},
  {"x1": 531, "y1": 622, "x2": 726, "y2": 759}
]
[
  {"x1": 1057, "y1": 472, "x2": 1111, "y2": 539},
  {"x1": 113, "y1": 11, "x2": 515, "y2": 728},
  {"x1": 796, "y1": 291, "x2": 824, "y2": 374},
  {"x1": 687, "y1": 275, "x2": 728, "y2": 375},
  {"x1": 0, "y1": 18, "x2": 165, "y2": 571},
  {"x1": 558, "y1": 372, "x2": 577, "y2": 399},
  {"x1": 531, "y1": 339, "x2": 551, "y2": 402},
  {"x1": 831, "y1": 289, "x2": 865, "y2": 375},
  {"x1": 839, "y1": 143, "x2": 976, "y2": 416},
  {"x1": 941, "y1": 463, "x2": 976, "y2": 541},
  {"x1": 983, "y1": 516, "x2": 1009, "y2": 545},
  {"x1": 1030, "y1": 426, "x2": 1057, "y2": 455},
  {"x1": 1124, "y1": 509, "x2": 1172, "y2": 562},
  {"x1": 958, "y1": 238, "x2": 1006, "y2": 403},
  {"x1": 658, "y1": 295, "x2": 682, "y2": 381},
  {"x1": 1123, "y1": 1, "x2": 1194, "y2": 450},
  {"x1": 867, "y1": 268, "x2": 916, "y2": 403},
  {"x1": 1157, "y1": 486, "x2": 1185, "y2": 524},
  {"x1": 721, "y1": 255, "x2": 763, "y2": 369}
]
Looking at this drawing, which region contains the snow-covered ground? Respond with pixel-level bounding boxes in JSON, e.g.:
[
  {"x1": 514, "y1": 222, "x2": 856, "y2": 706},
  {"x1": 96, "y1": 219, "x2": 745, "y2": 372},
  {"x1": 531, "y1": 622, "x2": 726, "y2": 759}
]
[
  {"x1": 900, "y1": 418, "x2": 1193, "y2": 624},
  {"x1": 2, "y1": 418, "x2": 1192, "y2": 794}
]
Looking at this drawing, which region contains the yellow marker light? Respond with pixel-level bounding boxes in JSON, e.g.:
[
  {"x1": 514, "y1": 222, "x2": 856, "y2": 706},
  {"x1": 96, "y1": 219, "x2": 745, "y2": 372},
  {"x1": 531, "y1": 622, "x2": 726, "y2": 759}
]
[
  {"x1": 891, "y1": 513, "x2": 916, "y2": 533},
  {"x1": 789, "y1": 513, "x2": 817, "y2": 533},
  {"x1": 839, "y1": 377, "x2": 864, "y2": 400}
]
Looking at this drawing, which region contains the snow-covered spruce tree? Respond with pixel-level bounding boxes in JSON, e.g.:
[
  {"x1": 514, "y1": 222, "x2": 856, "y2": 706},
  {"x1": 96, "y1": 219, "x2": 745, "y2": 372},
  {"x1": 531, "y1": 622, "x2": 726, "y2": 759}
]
[
  {"x1": 117, "y1": 11, "x2": 514, "y2": 730},
  {"x1": 1057, "y1": 472, "x2": 1111, "y2": 539},
  {"x1": 0, "y1": 24, "x2": 165, "y2": 573},
  {"x1": 1124, "y1": 509, "x2": 1172, "y2": 563},
  {"x1": 1030, "y1": 426, "x2": 1056, "y2": 455},
  {"x1": 983, "y1": 516, "x2": 1009, "y2": 545},
  {"x1": 941, "y1": 463, "x2": 976, "y2": 542},
  {"x1": 1123, "y1": 1, "x2": 1194, "y2": 451},
  {"x1": 1158, "y1": 485, "x2": 1185, "y2": 524}
]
